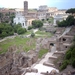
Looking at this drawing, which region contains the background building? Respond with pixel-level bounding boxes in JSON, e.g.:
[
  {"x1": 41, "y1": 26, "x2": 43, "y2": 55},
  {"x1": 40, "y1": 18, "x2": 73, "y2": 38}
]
[
  {"x1": 13, "y1": 9, "x2": 27, "y2": 28},
  {"x1": 13, "y1": 1, "x2": 67, "y2": 28}
]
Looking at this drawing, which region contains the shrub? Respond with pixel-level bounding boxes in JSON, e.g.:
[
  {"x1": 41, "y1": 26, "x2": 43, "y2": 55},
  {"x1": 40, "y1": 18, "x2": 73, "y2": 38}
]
[
  {"x1": 71, "y1": 48, "x2": 75, "y2": 58},
  {"x1": 72, "y1": 59, "x2": 75, "y2": 68},
  {"x1": 32, "y1": 20, "x2": 43, "y2": 28},
  {"x1": 17, "y1": 28, "x2": 27, "y2": 34},
  {"x1": 31, "y1": 33, "x2": 35, "y2": 37},
  {"x1": 9, "y1": 31, "x2": 14, "y2": 35},
  {"x1": 60, "y1": 60, "x2": 68, "y2": 71},
  {"x1": 42, "y1": 19, "x2": 45, "y2": 21},
  {"x1": 65, "y1": 51, "x2": 71, "y2": 60},
  {"x1": 1, "y1": 31, "x2": 7, "y2": 37},
  {"x1": 28, "y1": 26, "x2": 33, "y2": 30},
  {"x1": 58, "y1": 15, "x2": 75, "y2": 27}
]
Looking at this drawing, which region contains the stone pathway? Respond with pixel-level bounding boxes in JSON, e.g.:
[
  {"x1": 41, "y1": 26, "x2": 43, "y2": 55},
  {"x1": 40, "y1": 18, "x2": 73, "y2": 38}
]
[{"x1": 39, "y1": 52, "x2": 53, "y2": 64}]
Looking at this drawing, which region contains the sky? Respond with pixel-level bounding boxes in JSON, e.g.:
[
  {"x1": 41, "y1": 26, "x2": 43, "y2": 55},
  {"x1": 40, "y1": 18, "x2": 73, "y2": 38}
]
[{"x1": 0, "y1": 0, "x2": 75, "y2": 9}]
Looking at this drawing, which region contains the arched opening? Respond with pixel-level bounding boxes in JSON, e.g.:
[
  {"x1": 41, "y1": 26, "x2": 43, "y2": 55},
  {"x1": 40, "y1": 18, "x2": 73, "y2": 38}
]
[
  {"x1": 63, "y1": 38, "x2": 66, "y2": 41},
  {"x1": 50, "y1": 43, "x2": 54, "y2": 46}
]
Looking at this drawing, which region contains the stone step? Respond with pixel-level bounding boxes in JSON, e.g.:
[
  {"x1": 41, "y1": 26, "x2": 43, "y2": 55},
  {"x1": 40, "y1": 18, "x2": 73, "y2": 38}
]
[
  {"x1": 48, "y1": 56, "x2": 57, "y2": 63},
  {"x1": 43, "y1": 61, "x2": 55, "y2": 68},
  {"x1": 53, "y1": 51, "x2": 65, "y2": 57}
]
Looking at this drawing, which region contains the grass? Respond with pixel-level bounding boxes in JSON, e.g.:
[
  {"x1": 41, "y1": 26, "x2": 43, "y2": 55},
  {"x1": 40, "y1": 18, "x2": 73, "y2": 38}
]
[
  {"x1": 35, "y1": 30, "x2": 53, "y2": 37},
  {"x1": 25, "y1": 30, "x2": 33, "y2": 35},
  {"x1": 22, "y1": 30, "x2": 33, "y2": 35},
  {"x1": 0, "y1": 36, "x2": 36, "y2": 54},
  {"x1": 38, "y1": 49, "x2": 48, "y2": 58},
  {"x1": 0, "y1": 30, "x2": 53, "y2": 54}
]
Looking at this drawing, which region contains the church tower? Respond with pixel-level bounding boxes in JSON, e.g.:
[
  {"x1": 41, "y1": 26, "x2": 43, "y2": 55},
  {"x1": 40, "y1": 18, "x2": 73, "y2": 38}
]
[{"x1": 24, "y1": 1, "x2": 28, "y2": 15}]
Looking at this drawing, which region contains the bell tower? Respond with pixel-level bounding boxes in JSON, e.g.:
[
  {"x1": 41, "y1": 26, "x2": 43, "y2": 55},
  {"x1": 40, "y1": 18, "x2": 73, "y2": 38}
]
[{"x1": 24, "y1": 1, "x2": 28, "y2": 15}]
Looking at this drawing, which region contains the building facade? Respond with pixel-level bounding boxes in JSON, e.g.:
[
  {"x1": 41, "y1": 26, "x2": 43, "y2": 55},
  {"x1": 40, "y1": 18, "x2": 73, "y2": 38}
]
[
  {"x1": 13, "y1": 1, "x2": 67, "y2": 28},
  {"x1": 13, "y1": 9, "x2": 27, "y2": 28}
]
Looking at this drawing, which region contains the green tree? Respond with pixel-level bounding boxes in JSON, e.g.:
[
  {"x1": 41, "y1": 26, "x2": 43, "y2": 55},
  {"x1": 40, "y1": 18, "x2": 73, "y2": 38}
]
[
  {"x1": 65, "y1": 51, "x2": 71, "y2": 60},
  {"x1": 13, "y1": 24, "x2": 22, "y2": 33},
  {"x1": 66, "y1": 15, "x2": 75, "y2": 26},
  {"x1": 58, "y1": 15, "x2": 75, "y2": 27},
  {"x1": 58, "y1": 20, "x2": 67, "y2": 27},
  {"x1": 0, "y1": 23, "x2": 14, "y2": 38},
  {"x1": 60, "y1": 60, "x2": 68, "y2": 71},
  {"x1": 72, "y1": 59, "x2": 75, "y2": 68},
  {"x1": 28, "y1": 26, "x2": 33, "y2": 30},
  {"x1": 17, "y1": 28, "x2": 27, "y2": 34},
  {"x1": 1, "y1": 31, "x2": 7, "y2": 38},
  {"x1": 32, "y1": 20, "x2": 43, "y2": 28},
  {"x1": 66, "y1": 8, "x2": 75, "y2": 15}
]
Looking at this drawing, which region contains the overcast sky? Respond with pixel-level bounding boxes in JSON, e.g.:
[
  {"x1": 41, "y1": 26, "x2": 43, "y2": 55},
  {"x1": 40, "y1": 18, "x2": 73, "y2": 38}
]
[{"x1": 0, "y1": 0, "x2": 75, "y2": 9}]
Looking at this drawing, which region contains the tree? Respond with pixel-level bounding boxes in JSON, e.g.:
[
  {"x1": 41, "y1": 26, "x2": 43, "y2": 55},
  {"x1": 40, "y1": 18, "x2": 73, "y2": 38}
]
[
  {"x1": 58, "y1": 20, "x2": 67, "y2": 27},
  {"x1": 1, "y1": 31, "x2": 7, "y2": 38},
  {"x1": 32, "y1": 20, "x2": 43, "y2": 28},
  {"x1": 58, "y1": 15, "x2": 75, "y2": 27},
  {"x1": 28, "y1": 26, "x2": 33, "y2": 30},
  {"x1": 13, "y1": 24, "x2": 22, "y2": 33},
  {"x1": 17, "y1": 28, "x2": 27, "y2": 34},
  {"x1": 66, "y1": 8, "x2": 75, "y2": 15},
  {"x1": 66, "y1": 15, "x2": 75, "y2": 26}
]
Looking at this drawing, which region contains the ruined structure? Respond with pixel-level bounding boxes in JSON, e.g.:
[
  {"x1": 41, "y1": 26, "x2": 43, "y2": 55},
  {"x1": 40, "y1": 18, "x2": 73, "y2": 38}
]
[
  {"x1": 0, "y1": 46, "x2": 38, "y2": 75},
  {"x1": 0, "y1": 26, "x2": 75, "y2": 75}
]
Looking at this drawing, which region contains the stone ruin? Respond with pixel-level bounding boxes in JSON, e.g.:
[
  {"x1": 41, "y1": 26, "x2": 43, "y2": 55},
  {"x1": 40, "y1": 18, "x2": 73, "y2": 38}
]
[
  {"x1": 0, "y1": 26, "x2": 75, "y2": 75},
  {"x1": 0, "y1": 45, "x2": 38, "y2": 75}
]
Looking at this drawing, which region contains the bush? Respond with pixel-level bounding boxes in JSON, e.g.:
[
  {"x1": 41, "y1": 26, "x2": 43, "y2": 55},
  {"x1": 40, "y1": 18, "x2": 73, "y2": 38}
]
[
  {"x1": 60, "y1": 60, "x2": 68, "y2": 71},
  {"x1": 66, "y1": 15, "x2": 75, "y2": 26},
  {"x1": 58, "y1": 20, "x2": 67, "y2": 27},
  {"x1": 1, "y1": 31, "x2": 7, "y2": 37},
  {"x1": 17, "y1": 28, "x2": 27, "y2": 34},
  {"x1": 28, "y1": 26, "x2": 33, "y2": 30},
  {"x1": 42, "y1": 19, "x2": 45, "y2": 21},
  {"x1": 71, "y1": 48, "x2": 75, "y2": 58},
  {"x1": 32, "y1": 20, "x2": 43, "y2": 28},
  {"x1": 58, "y1": 15, "x2": 75, "y2": 27},
  {"x1": 72, "y1": 59, "x2": 75, "y2": 68},
  {"x1": 31, "y1": 33, "x2": 35, "y2": 37},
  {"x1": 46, "y1": 18, "x2": 49, "y2": 21},
  {"x1": 9, "y1": 31, "x2": 14, "y2": 35},
  {"x1": 13, "y1": 24, "x2": 22, "y2": 33},
  {"x1": 65, "y1": 51, "x2": 71, "y2": 60}
]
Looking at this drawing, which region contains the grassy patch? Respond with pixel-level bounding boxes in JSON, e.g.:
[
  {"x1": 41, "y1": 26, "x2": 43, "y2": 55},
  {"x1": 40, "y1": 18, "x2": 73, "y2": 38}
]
[
  {"x1": 22, "y1": 30, "x2": 33, "y2": 35},
  {"x1": 25, "y1": 30, "x2": 33, "y2": 35},
  {"x1": 35, "y1": 30, "x2": 52, "y2": 37},
  {"x1": 0, "y1": 36, "x2": 36, "y2": 54},
  {"x1": 38, "y1": 49, "x2": 48, "y2": 58}
]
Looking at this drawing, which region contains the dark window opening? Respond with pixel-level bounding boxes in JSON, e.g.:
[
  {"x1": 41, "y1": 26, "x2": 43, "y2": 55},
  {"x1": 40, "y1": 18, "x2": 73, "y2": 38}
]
[
  {"x1": 50, "y1": 43, "x2": 54, "y2": 46},
  {"x1": 65, "y1": 46, "x2": 67, "y2": 48},
  {"x1": 5, "y1": 71, "x2": 7, "y2": 73},
  {"x1": 63, "y1": 38, "x2": 66, "y2": 41}
]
